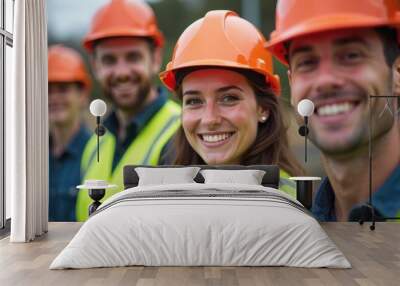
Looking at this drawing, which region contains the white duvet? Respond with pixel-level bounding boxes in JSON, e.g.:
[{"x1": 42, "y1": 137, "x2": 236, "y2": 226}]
[{"x1": 50, "y1": 183, "x2": 351, "y2": 269}]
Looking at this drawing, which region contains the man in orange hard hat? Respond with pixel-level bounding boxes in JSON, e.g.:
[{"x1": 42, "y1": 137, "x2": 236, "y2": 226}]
[
  {"x1": 267, "y1": 0, "x2": 400, "y2": 222},
  {"x1": 48, "y1": 44, "x2": 92, "y2": 221},
  {"x1": 76, "y1": 0, "x2": 181, "y2": 221}
]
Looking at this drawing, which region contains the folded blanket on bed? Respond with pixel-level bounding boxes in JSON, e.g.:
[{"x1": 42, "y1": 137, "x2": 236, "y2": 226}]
[{"x1": 50, "y1": 183, "x2": 351, "y2": 269}]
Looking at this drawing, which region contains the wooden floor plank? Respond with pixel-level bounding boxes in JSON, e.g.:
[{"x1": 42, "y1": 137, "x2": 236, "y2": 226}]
[{"x1": 0, "y1": 222, "x2": 399, "y2": 286}]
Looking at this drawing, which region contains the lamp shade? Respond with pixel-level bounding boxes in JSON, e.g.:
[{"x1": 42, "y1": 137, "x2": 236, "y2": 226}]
[
  {"x1": 90, "y1": 99, "x2": 107, "y2": 117},
  {"x1": 297, "y1": 99, "x2": 314, "y2": 117}
]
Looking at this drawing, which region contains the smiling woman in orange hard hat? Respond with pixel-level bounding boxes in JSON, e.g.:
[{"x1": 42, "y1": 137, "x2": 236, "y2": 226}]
[
  {"x1": 160, "y1": 10, "x2": 304, "y2": 197},
  {"x1": 48, "y1": 45, "x2": 92, "y2": 221},
  {"x1": 266, "y1": 0, "x2": 400, "y2": 222}
]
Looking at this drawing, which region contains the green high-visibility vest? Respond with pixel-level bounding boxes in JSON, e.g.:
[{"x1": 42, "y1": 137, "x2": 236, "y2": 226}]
[
  {"x1": 76, "y1": 100, "x2": 181, "y2": 221},
  {"x1": 279, "y1": 169, "x2": 297, "y2": 198}
]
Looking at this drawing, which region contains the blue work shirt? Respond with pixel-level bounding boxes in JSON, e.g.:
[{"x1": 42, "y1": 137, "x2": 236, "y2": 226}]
[
  {"x1": 312, "y1": 164, "x2": 400, "y2": 221},
  {"x1": 49, "y1": 124, "x2": 91, "y2": 221},
  {"x1": 103, "y1": 88, "x2": 173, "y2": 171}
]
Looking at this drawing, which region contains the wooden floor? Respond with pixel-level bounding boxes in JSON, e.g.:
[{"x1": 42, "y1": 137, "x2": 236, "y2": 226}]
[{"x1": 0, "y1": 222, "x2": 399, "y2": 286}]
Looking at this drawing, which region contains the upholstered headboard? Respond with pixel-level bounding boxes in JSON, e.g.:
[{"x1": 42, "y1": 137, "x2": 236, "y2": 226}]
[{"x1": 123, "y1": 165, "x2": 280, "y2": 189}]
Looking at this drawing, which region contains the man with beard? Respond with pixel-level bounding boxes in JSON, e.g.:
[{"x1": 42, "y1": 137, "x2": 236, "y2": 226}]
[
  {"x1": 76, "y1": 0, "x2": 181, "y2": 221},
  {"x1": 267, "y1": 0, "x2": 400, "y2": 221},
  {"x1": 48, "y1": 45, "x2": 92, "y2": 221}
]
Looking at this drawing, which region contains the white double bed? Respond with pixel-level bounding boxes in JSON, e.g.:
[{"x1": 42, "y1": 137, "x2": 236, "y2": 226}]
[{"x1": 50, "y1": 167, "x2": 350, "y2": 269}]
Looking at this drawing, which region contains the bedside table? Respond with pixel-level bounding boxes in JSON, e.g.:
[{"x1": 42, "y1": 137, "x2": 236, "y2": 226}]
[{"x1": 289, "y1": 176, "x2": 321, "y2": 210}]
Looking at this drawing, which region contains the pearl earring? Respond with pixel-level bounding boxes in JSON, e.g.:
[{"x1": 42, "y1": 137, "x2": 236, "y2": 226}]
[{"x1": 260, "y1": 116, "x2": 267, "y2": 122}]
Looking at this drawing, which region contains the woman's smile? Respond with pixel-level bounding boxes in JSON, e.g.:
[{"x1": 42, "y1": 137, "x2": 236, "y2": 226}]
[{"x1": 198, "y1": 131, "x2": 236, "y2": 147}]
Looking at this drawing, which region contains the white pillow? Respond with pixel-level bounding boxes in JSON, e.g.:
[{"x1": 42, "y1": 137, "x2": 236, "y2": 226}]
[
  {"x1": 200, "y1": 169, "x2": 266, "y2": 185},
  {"x1": 135, "y1": 167, "x2": 201, "y2": 186}
]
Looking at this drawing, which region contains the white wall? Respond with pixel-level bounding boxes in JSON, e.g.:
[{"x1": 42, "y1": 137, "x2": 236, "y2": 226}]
[{"x1": 5, "y1": 44, "x2": 13, "y2": 219}]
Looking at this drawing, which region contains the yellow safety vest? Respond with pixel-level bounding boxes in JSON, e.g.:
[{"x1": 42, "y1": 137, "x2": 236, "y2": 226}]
[
  {"x1": 279, "y1": 169, "x2": 297, "y2": 199},
  {"x1": 76, "y1": 100, "x2": 181, "y2": 221}
]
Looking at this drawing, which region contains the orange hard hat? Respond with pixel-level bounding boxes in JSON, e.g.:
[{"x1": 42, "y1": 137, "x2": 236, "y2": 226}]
[
  {"x1": 160, "y1": 10, "x2": 280, "y2": 95},
  {"x1": 48, "y1": 45, "x2": 91, "y2": 91},
  {"x1": 83, "y1": 0, "x2": 164, "y2": 52},
  {"x1": 267, "y1": 0, "x2": 400, "y2": 65}
]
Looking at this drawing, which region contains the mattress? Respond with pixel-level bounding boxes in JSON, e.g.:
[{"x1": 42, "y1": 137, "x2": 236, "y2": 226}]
[{"x1": 50, "y1": 183, "x2": 351, "y2": 269}]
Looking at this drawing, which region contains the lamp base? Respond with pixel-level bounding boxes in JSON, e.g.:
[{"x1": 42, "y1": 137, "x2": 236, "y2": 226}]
[
  {"x1": 355, "y1": 203, "x2": 400, "y2": 231},
  {"x1": 88, "y1": 188, "x2": 105, "y2": 216},
  {"x1": 355, "y1": 203, "x2": 376, "y2": 231}
]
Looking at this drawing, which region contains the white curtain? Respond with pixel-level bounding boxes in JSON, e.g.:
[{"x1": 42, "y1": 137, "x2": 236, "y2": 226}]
[{"x1": 8, "y1": 0, "x2": 48, "y2": 242}]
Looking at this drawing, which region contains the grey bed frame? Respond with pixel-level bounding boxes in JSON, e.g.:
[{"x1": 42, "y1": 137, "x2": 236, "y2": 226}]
[{"x1": 123, "y1": 165, "x2": 280, "y2": 190}]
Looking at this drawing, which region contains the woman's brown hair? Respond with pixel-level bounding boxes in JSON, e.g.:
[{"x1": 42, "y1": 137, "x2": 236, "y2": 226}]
[{"x1": 172, "y1": 67, "x2": 305, "y2": 176}]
